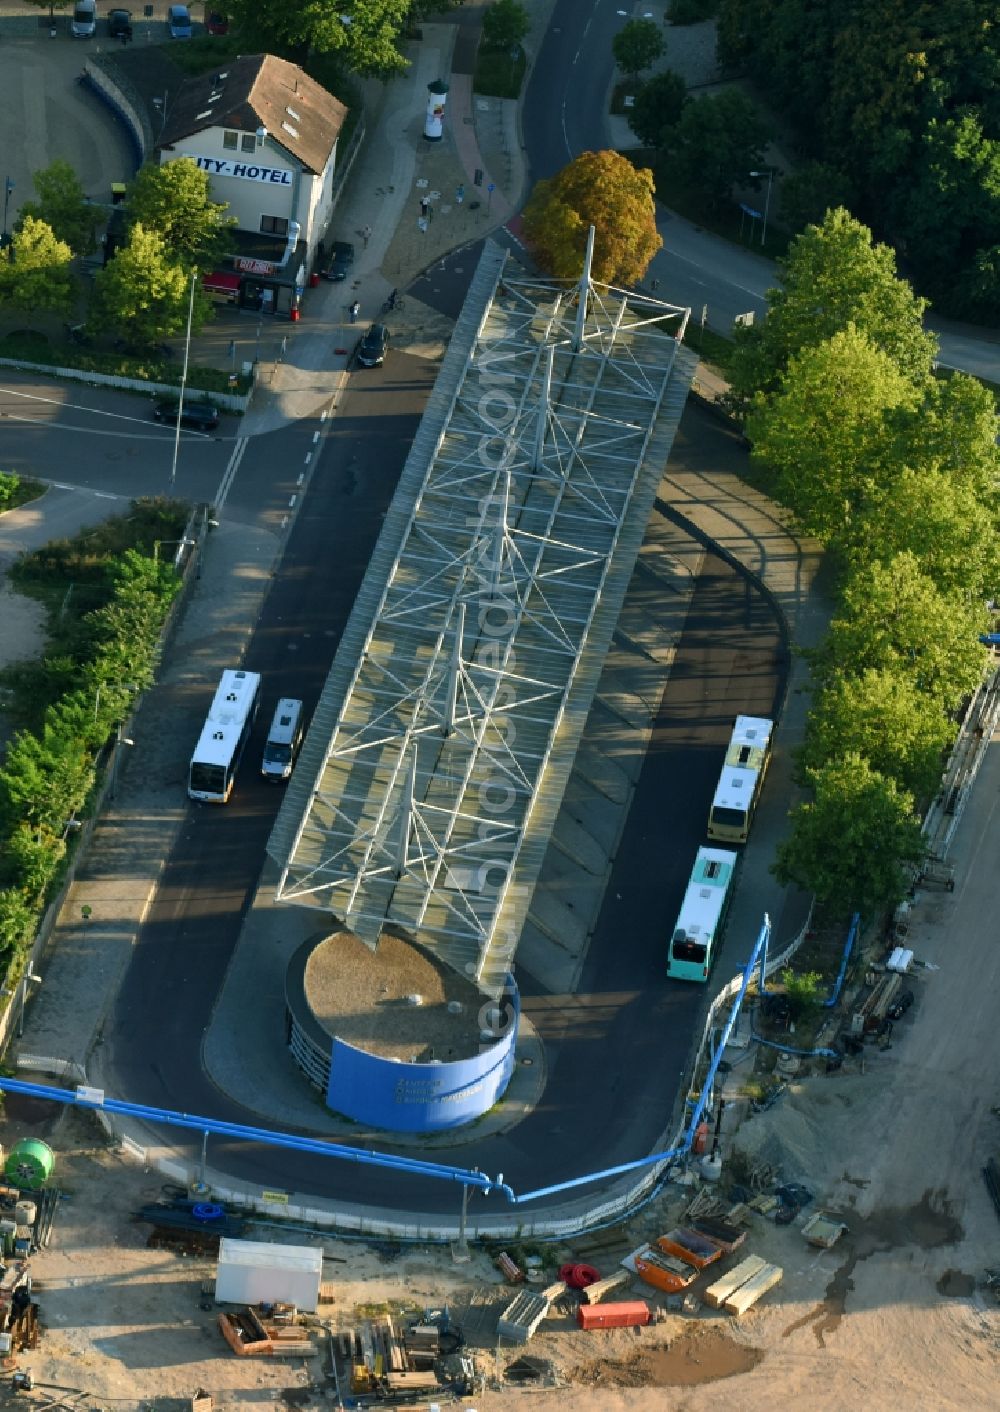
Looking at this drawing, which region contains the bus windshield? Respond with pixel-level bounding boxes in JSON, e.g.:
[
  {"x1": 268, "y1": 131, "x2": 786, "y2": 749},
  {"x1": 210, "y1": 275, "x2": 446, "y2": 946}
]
[
  {"x1": 710, "y1": 806, "x2": 746, "y2": 830},
  {"x1": 264, "y1": 742, "x2": 292, "y2": 765},
  {"x1": 190, "y1": 761, "x2": 227, "y2": 796}
]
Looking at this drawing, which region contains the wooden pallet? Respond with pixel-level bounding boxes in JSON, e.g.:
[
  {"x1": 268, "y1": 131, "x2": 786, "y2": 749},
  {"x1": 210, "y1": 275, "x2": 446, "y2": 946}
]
[
  {"x1": 723, "y1": 1263, "x2": 783, "y2": 1316},
  {"x1": 703, "y1": 1256, "x2": 767, "y2": 1309}
]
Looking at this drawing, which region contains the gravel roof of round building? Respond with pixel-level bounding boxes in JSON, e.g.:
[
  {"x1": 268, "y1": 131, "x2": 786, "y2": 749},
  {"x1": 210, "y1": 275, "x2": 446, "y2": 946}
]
[{"x1": 300, "y1": 927, "x2": 489, "y2": 1062}]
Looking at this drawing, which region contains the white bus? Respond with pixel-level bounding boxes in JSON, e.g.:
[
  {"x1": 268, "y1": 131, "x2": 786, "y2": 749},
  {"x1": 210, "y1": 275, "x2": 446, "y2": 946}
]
[
  {"x1": 188, "y1": 669, "x2": 262, "y2": 803},
  {"x1": 667, "y1": 846, "x2": 739, "y2": 982},
  {"x1": 707, "y1": 715, "x2": 774, "y2": 844}
]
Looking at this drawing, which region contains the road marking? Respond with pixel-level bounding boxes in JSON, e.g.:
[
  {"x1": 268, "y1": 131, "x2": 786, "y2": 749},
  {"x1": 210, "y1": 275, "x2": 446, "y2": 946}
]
[
  {"x1": 0, "y1": 384, "x2": 213, "y2": 438},
  {"x1": 281, "y1": 514, "x2": 288, "y2": 529},
  {"x1": 304, "y1": 452, "x2": 312, "y2": 466},
  {"x1": 93, "y1": 491, "x2": 117, "y2": 500},
  {"x1": 312, "y1": 430, "x2": 320, "y2": 443},
  {"x1": 296, "y1": 473, "x2": 304, "y2": 486},
  {"x1": 214, "y1": 436, "x2": 248, "y2": 513},
  {"x1": 320, "y1": 409, "x2": 328, "y2": 421},
  {"x1": 289, "y1": 495, "x2": 297, "y2": 509}
]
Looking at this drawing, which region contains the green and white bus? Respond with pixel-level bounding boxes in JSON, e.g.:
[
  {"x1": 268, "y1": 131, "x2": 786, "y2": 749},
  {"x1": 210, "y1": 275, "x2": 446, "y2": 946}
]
[{"x1": 667, "y1": 846, "x2": 739, "y2": 982}]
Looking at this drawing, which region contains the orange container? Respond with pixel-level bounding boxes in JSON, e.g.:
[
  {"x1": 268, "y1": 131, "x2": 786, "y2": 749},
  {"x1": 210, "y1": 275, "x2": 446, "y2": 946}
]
[
  {"x1": 577, "y1": 1300, "x2": 650, "y2": 1331},
  {"x1": 657, "y1": 1228, "x2": 725, "y2": 1270},
  {"x1": 634, "y1": 1247, "x2": 696, "y2": 1293}
]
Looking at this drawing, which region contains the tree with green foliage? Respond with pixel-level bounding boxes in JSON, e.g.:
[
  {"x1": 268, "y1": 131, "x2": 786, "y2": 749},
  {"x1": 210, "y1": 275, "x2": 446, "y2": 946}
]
[
  {"x1": 893, "y1": 112, "x2": 1000, "y2": 315},
  {"x1": 128, "y1": 160, "x2": 235, "y2": 271},
  {"x1": 715, "y1": 0, "x2": 1000, "y2": 323},
  {"x1": 729, "y1": 209, "x2": 938, "y2": 404},
  {"x1": 4, "y1": 825, "x2": 65, "y2": 900},
  {"x1": 778, "y1": 160, "x2": 857, "y2": 232},
  {"x1": 612, "y1": 17, "x2": 665, "y2": 80},
  {"x1": 893, "y1": 373, "x2": 1000, "y2": 507},
  {"x1": 89, "y1": 225, "x2": 209, "y2": 350},
  {"x1": 0, "y1": 216, "x2": 74, "y2": 316},
  {"x1": 523, "y1": 150, "x2": 662, "y2": 284},
  {"x1": 799, "y1": 667, "x2": 955, "y2": 804},
  {"x1": 18, "y1": 158, "x2": 101, "y2": 257},
  {"x1": 747, "y1": 326, "x2": 921, "y2": 543},
  {"x1": 0, "y1": 889, "x2": 35, "y2": 966},
  {"x1": 224, "y1": 0, "x2": 411, "y2": 75},
  {"x1": 774, "y1": 752, "x2": 925, "y2": 917},
  {"x1": 842, "y1": 463, "x2": 1000, "y2": 604},
  {"x1": 482, "y1": 0, "x2": 529, "y2": 51},
  {"x1": 660, "y1": 89, "x2": 769, "y2": 209},
  {"x1": 627, "y1": 70, "x2": 688, "y2": 149},
  {"x1": 816, "y1": 553, "x2": 988, "y2": 709}
]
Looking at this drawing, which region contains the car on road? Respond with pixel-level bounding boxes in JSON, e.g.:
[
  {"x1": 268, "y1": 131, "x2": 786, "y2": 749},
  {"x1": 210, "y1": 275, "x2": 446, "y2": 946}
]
[
  {"x1": 205, "y1": 10, "x2": 229, "y2": 34},
  {"x1": 325, "y1": 241, "x2": 355, "y2": 281},
  {"x1": 167, "y1": 4, "x2": 193, "y2": 38},
  {"x1": 152, "y1": 397, "x2": 220, "y2": 430},
  {"x1": 108, "y1": 8, "x2": 132, "y2": 38},
  {"x1": 356, "y1": 323, "x2": 390, "y2": 368}
]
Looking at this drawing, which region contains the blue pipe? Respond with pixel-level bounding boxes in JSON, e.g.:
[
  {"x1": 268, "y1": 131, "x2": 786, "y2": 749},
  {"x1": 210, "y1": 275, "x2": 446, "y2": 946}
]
[
  {"x1": 0, "y1": 915, "x2": 779, "y2": 1214},
  {"x1": 749, "y1": 1028, "x2": 840, "y2": 1060},
  {"x1": 0, "y1": 1076, "x2": 515, "y2": 1202},
  {"x1": 823, "y1": 911, "x2": 860, "y2": 1007},
  {"x1": 513, "y1": 915, "x2": 772, "y2": 1204}
]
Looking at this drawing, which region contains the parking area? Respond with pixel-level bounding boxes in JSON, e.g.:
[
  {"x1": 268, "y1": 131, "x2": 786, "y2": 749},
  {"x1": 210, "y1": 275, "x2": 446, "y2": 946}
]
[{"x1": 0, "y1": 19, "x2": 136, "y2": 236}]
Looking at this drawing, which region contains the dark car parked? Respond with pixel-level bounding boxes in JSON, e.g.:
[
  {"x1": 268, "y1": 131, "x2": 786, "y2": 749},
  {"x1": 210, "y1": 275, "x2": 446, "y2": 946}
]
[
  {"x1": 325, "y1": 241, "x2": 355, "y2": 281},
  {"x1": 108, "y1": 8, "x2": 132, "y2": 38},
  {"x1": 206, "y1": 10, "x2": 229, "y2": 33},
  {"x1": 152, "y1": 398, "x2": 220, "y2": 430},
  {"x1": 356, "y1": 323, "x2": 390, "y2": 368}
]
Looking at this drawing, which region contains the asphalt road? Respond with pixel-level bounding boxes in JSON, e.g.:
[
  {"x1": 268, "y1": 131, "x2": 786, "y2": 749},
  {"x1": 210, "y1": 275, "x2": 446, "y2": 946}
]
[
  {"x1": 96, "y1": 381, "x2": 785, "y2": 1211},
  {"x1": 0, "y1": 374, "x2": 234, "y2": 507}
]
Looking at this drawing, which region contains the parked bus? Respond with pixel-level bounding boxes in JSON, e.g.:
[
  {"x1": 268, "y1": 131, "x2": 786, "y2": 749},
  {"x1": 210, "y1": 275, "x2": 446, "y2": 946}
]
[
  {"x1": 667, "y1": 846, "x2": 739, "y2": 982},
  {"x1": 188, "y1": 669, "x2": 262, "y2": 803},
  {"x1": 707, "y1": 715, "x2": 774, "y2": 844}
]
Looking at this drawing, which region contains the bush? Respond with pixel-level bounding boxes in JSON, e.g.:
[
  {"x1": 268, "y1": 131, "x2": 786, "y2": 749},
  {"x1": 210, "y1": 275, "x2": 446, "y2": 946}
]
[
  {"x1": 0, "y1": 330, "x2": 249, "y2": 397},
  {"x1": 780, "y1": 968, "x2": 824, "y2": 1022}
]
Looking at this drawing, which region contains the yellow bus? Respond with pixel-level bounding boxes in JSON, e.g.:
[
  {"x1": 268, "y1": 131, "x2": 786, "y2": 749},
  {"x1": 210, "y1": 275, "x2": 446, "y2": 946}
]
[{"x1": 707, "y1": 715, "x2": 773, "y2": 844}]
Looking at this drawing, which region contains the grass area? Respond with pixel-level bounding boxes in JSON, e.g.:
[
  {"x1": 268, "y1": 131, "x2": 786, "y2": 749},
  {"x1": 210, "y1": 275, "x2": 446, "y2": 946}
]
[
  {"x1": 0, "y1": 471, "x2": 45, "y2": 515},
  {"x1": 474, "y1": 43, "x2": 527, "y2": 100},
  {"x1": 684, "y1": 321, "x2": 735, "y2": 375},
  {"x1": 2, "y1": 498, "x2": 189, "y2": 737},
  {"x1": 0, "y1": 330, "x2": 249, "y2": 398},
  {"x1": 610, "y1": 81, "x2": 638, "y2": 116}
]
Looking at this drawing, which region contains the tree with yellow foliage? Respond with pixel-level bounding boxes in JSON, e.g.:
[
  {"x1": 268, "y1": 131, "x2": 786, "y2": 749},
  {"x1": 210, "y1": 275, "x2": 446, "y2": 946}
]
[{"x1": 522, "y1": 151, "x2": 662, "y2": 285}]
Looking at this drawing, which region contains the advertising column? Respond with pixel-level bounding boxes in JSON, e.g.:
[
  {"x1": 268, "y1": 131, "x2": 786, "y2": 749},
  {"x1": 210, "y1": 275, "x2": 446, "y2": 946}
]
[{"x1": 424, "y1": 79, "x2": 449, "y2": 142}]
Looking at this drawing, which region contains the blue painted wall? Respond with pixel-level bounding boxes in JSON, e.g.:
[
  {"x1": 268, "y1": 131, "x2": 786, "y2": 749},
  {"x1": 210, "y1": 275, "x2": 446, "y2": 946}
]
[{"x1": 325, "y1": 980, "x2": 519, "y2": 1132}]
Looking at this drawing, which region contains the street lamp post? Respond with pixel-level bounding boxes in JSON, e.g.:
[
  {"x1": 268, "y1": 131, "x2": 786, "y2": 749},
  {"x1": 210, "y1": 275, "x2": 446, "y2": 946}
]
[
  {"x1": 16, "y1": 972, "x2": 43, "y2": 1040},
  {"x1": 749, "y1": 169, "x2": 774, "y2": 247},
  {"x1": 110, "y1": 723, "x2": 135, "y2": 800},
  {"x1": 2, "y1": 176, "x2": 14, "y2": 248},
  {"x1": 169, "y1": 270, "x2": 198, "y2": 490}
]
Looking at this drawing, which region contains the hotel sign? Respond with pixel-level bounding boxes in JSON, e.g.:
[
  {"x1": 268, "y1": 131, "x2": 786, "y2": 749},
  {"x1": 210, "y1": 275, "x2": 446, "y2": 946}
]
[{"x1": 193, "y1": 155, "x2": 293, "y2": 186}]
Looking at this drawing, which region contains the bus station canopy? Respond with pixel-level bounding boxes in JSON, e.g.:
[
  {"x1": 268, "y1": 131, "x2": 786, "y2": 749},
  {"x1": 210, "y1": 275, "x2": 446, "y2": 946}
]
[{"x1": 269, "y1": 240, "x2": 696, "y2": 996}]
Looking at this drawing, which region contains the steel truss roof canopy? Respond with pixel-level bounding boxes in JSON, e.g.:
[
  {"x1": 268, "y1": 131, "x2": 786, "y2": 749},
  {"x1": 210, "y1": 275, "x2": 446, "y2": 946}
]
[{"x1": 269, "y1": 234, "x2": 696, "y2": 996}]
